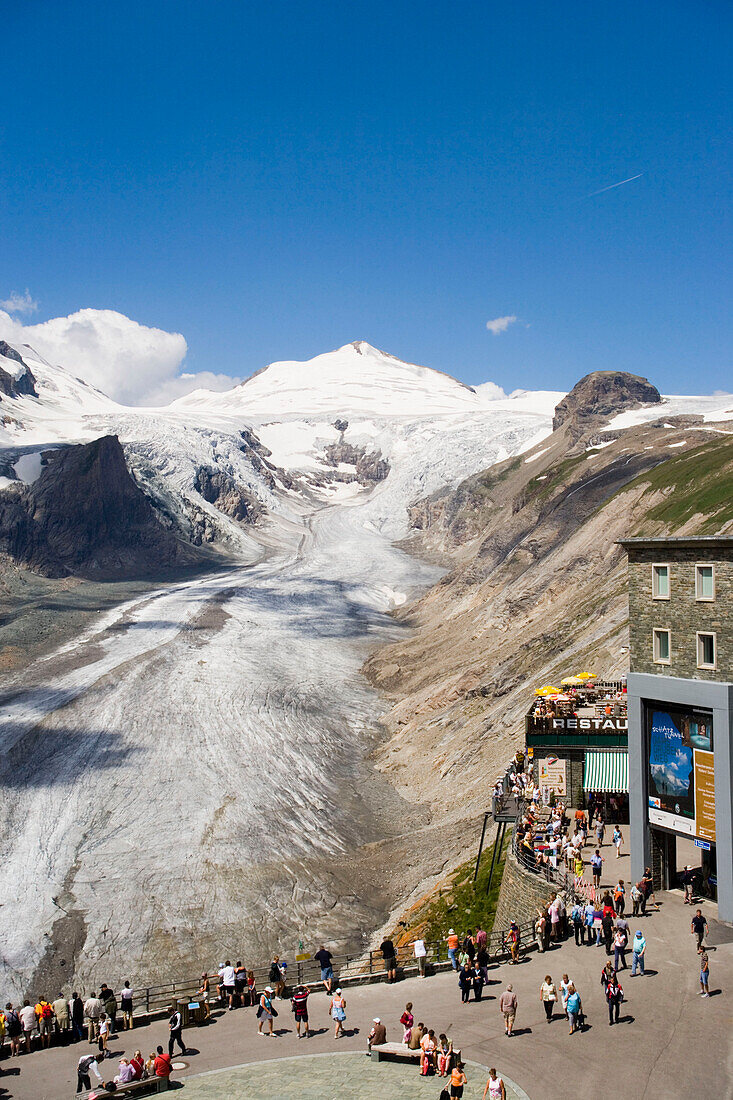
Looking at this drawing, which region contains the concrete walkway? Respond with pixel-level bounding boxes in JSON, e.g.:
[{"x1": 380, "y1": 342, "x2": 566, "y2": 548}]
[
  {"x1": 2, "y1": 854, "x2": 730, "y2": 1100},
  {"x1": 181, "y1": 1053, "x2": 530, "y2": 1099}
]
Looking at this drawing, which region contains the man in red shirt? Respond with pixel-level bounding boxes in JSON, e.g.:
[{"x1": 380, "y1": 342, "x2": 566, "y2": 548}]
[{"x1": 154, "y1": 1045, "x2": 172, "y2": 1088}]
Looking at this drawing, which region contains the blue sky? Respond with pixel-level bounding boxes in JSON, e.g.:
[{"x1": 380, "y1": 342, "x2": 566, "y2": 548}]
[{"x1": 1, "y1": 0, "x2": 731, "y2": 400}]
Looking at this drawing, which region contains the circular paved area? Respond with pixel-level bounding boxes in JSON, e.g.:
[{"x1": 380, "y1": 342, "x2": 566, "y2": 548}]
[{"x1": 182, "y1": 1052, "x2": 531, "y2": 1098}]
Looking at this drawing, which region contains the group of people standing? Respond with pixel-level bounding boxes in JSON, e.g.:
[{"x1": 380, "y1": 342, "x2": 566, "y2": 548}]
[{"x1": 1, "y1": 982, "x2": 136, "y2": 1057}]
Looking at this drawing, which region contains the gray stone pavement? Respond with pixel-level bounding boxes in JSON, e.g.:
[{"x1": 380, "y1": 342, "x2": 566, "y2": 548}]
[
  {"x1": 2, "y1": 853, "x2": 730, "y2": 1100},
  {"x1": 181, "y1": 1053, "x2": 530, "y2": 1099}
]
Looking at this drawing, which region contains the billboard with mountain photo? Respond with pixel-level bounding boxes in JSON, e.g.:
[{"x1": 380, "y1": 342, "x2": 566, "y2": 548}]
[{"x1": 646, "y1": 703, "x2": 713, "y2": 837}]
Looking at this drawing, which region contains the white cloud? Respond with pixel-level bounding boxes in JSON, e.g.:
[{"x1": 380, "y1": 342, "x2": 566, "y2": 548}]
[
  {"x1": 0, "y1": 289, "x2": 38, "y2": 315},
  {"x1": 475, "y1": 380, "x2": 507, "y2": 401},
  {"x1": 485, "y1": 315, "x2": 518, "y2": 335},
  {"x1": 0, "y1": 307, "x2": 239, "y2": 405}
]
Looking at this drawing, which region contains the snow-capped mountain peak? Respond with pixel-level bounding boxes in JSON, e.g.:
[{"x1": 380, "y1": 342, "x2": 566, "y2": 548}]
[{"x1": 171, "y1": 341, "x2": 483, "y2": 418}]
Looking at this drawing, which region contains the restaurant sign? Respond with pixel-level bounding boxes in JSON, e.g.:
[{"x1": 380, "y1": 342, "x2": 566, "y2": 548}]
[{"x1": 551, "y1": 717, "x2": 627, "y2": 732}]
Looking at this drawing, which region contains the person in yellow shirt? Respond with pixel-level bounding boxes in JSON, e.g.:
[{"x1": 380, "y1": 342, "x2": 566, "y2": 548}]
[{"x1": 35, "y1": 999, "x2": 55, "y2": 1049}]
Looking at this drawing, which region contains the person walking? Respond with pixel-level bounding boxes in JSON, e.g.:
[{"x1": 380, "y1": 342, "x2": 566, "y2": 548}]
[
  {"x1": 691, "y1": 909, "x2": 708, "y2": 950},
  {"x1": 458, "y1": 963, "x2": 474, "y2": 1004},
  {"x1": 631, "y1": 882, "x2": 643, "y2": 917},
  {"x1": 330, "y1": 988, "x2": 347, "y2": 1038},
  {"x1": 613, "y1": 926, "x2": 628, "y2": 970},
  {"x1": 640, "y1": 868, "x2": 654, "y2": 914},
  {"x1": 539, "y1": 975, "x2": 558, "y2": 1023},
  {"x1": 631, "y1": 931, "x2": 646, "y2": 975},
  {"x1": 559, "y1": 973, "x2": 572, "y2": 1017},
  {"x1": 612, "y1": 826, "x2": 623, "y2": 858},
  {"x1": 584, "y1": 901, "x2": 595, "y2": 945},
  {"x1": 614, "y1": 879, "x2": 626, "y2": 916},
  {"x1": 167, "y1": 1004, "x2": 187, "y2": 1056},
  {"x1": 571, "y1": 901, "x2": 585, "y2": 946},
  {"x1": 591, "y1": 849, "x2": 604, "y2": 889},
  {"x1": 595, "y1": 819, "x2": 605, "y2": 848},
  {"x1": 257, "y1": 987, "x2": 276, "y2": 1037},
  {"x1": 76, "y1": 1052, "x2": 104, "y2": 1093},
  {"x1": 682, "y1": 865, "x2": 695, "y2": 904},
  {"x1": 482, "y1": 1067, "x2": 507, "y2": 1100},
  {"x1": 566, "y1": 985, "x2": 583, "y2": 1035},
  {"x1": 472, "y1": 963, "x2": 484, "y2": 1002},
  {"x1": 606, "y1": 974, "x2": 623, "y2": 1025},
  {"x1": 314, "y1": 946, "x2": 335, "y2": 993},
  {"x1": 499, "y1": 983, "x2": 517, "y2": 1037},
  {"x1": 450, "y1": 1062, "x2": 468, "y2": 1098},
  {"x1": 291, "y1": 984, "x2": 310, "y2": 1038},
  {"x1": 120, "y1": 981, "x2": 134, "y2": 1029},
  {"x1": 699, "y1": 950, "x2": 710, "y2": 997}
]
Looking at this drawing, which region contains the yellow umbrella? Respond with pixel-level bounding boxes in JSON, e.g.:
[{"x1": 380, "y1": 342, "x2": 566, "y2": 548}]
[
  {"x1": 561, "y1": 676, "x2": 584, "y2": 686},
  {"x1": 534, "y1": 685, "x2": 560, "y2": 695},
  {"x1": 577, "y1": 672, "x2": 597, "y2": 680}
]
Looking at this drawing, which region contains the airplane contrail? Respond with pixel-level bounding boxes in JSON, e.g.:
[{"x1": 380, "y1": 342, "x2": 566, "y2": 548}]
[{"x1": 585, "y1": 172, "x2": 644, "y2": 198}]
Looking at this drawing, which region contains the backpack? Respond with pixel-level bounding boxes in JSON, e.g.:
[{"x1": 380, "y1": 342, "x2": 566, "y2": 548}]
[{"x1": 41, "y1": 1003, "x2": 53, "y2": 1019}]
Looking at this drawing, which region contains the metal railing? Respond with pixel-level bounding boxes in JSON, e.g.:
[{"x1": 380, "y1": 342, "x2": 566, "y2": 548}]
[{"x1": 115, "y1": 931, "x2": 544, "y2": 1019}]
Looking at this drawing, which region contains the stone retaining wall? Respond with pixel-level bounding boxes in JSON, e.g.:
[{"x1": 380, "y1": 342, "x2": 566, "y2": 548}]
[{"x1": 492, "y1": 846, "x2": 559, "y2": 932}]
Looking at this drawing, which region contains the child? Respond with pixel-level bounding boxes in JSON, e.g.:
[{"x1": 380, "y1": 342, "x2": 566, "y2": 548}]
[{"x1": 399, "y1": 1002, "x2": 413, "y2": 1043}]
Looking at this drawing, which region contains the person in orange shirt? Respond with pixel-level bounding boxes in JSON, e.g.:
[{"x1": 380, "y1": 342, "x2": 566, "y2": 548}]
[
  {"x1": 446, "y1": 929, "x2": 460, "y2": 970},
  {"x1": 450, "y1": 1062, "x2": 468, "y2": 1098}
]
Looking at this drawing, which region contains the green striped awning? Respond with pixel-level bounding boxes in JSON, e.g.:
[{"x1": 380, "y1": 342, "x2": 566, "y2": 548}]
[{"x1": 583, "y1": 750, "x2": 628, "y2": 793}]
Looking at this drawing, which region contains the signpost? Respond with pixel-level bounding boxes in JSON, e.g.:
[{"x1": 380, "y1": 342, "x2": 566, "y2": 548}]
[{"x1": 694, "y1": 838, "x2": 711, "y2": 851}]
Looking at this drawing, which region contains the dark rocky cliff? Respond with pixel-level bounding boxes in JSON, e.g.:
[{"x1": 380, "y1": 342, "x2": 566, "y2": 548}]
[
  {"x1": 0, "y1": 435, "x2": 195, "y2": 578},
  {"x1": 552, "y1": 370, "x2": 660, "y2": 435},
  {"x1": 0, "y1": 342, "x2": 38, "y2": 399}
]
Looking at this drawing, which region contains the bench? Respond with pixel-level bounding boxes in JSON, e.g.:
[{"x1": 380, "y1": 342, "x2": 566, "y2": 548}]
[
  {"x1": 87, "y1": 1077, "x2": 167, "y2": 1097},
  {"x1": 371, "y1": 1042, "x2": 421, "y2": 1064}
]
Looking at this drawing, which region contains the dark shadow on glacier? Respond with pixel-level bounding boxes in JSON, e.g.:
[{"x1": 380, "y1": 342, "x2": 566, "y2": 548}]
[{"x1": 0, "y1": 724, "x2": 143, "y2": 788}]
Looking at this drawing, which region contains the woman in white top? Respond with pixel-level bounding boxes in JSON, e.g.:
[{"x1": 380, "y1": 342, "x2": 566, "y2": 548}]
[
  {"x1": 482, "y1": 1067, "x2": 506, "y2": 1100},
  {"x1": 559, "y1": 973, "x2": 572, "y2": 1017},
  {"x1": 539, "y1": 976, "x2": 558, "y2": 1022}
]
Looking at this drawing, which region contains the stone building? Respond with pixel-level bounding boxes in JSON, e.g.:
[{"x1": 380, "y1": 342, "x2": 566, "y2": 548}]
[{"x1": 621, "y1": 536, "x2": 733, "y2": 922}]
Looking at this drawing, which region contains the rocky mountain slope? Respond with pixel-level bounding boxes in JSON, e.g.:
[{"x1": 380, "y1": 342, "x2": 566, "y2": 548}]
[
  {"x1": 363, "y1": 376, "x2": 733, "y2": 922},
  {"x1": 0, "y1": 435, "x2": 198, "y2": 578}
]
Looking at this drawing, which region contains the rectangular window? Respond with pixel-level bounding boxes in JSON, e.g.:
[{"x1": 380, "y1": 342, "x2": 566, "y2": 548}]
[
  {"x1": 697, "y1": 632, "x2": 716, "y2": 669},
  {"x1": 695, "y1": 564, "x2": 715, "y2": 601},
  {"x1": 652, "y1": 564, "x2": 670, "y2": 599},
  {"x1": 653, "y1": 628, "x2": 671, "y2": 664}
]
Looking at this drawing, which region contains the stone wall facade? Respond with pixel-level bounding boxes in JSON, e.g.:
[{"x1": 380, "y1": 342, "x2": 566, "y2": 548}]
[
  {"x1": 492, "y1": 846, "x2": 560, "y2": 934},
  {"x1": 627, "y1": 544, "x2": 732, "y2": 681}
]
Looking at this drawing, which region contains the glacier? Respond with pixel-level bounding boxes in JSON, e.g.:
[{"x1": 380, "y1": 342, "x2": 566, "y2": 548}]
[{"x1": 3, "y1": 339, "x2": 727, "y2": 993}]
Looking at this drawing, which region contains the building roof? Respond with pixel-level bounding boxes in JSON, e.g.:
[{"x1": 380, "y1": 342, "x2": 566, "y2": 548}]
[{"x1": 619, "y1": 536, "x2": 733, "y2": 551}]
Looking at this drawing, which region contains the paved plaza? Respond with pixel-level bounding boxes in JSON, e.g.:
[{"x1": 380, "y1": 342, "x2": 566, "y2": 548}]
[
  {"x1": 181, "y1": 1053, "x2": 529, "y2": 1099},
  {"x1": 1, "y1": 851, "x2": 730, "y2": 1100}
]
